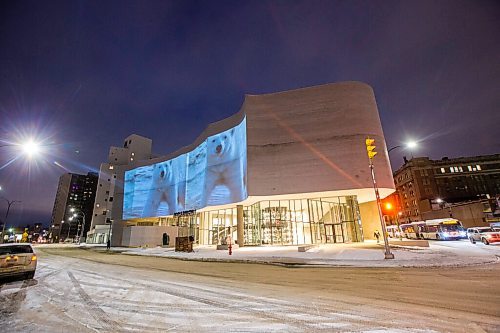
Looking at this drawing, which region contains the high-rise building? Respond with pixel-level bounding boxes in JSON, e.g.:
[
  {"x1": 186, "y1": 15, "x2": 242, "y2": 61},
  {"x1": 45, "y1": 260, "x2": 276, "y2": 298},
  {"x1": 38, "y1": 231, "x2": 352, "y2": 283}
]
[
  {"x1": 86, "y1": 134, "x2": 153, "y2": 244},
  {"x1": 392, "y1": 154, "x2": 500, "y2": 222},
  {"x1": 49, "y1": 172, "x2": 98, "y2": 242}
]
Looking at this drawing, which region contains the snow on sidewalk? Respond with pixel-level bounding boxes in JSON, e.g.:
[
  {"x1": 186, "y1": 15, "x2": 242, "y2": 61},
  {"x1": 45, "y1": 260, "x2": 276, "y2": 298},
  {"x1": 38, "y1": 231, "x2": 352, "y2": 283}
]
[{"x1": 72, "y1": 240, "x2": 500, "y2": 268}]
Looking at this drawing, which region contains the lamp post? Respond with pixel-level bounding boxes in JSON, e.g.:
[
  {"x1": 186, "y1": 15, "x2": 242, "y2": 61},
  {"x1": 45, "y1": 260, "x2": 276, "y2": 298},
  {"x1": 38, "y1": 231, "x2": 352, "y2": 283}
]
[
  {"x1": 65, "y1": 220, "x2": 72, "y2": 240},
  {"x1": 0, "y1": 139, "x2": 45, "y2": 242},
  {"x1": 70, "y1": 208, "x2": 87, "y2": 243},
  {"x1": 1, "y1": 198, "x2": 21, "y2": 243}
]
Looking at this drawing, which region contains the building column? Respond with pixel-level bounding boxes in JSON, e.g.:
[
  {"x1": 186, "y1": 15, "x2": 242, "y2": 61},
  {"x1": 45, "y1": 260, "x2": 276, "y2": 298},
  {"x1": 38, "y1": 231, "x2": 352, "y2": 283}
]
[
  {"x1": 199, "y1": 212, "x2": 207, "y2": 245},
  {"x1": 237, "y1": 205, "x2": 244, "y2": 247}
]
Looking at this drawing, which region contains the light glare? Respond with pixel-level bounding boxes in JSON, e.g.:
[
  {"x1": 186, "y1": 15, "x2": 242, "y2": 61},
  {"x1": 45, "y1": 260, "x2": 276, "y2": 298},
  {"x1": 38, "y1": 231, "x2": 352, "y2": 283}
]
[
  {"x1": 407, "y1": 141, "x2": 417, "y2": 149},
  {"x1": 21, "y1": 140, "x2": 41, "y2": 157}
]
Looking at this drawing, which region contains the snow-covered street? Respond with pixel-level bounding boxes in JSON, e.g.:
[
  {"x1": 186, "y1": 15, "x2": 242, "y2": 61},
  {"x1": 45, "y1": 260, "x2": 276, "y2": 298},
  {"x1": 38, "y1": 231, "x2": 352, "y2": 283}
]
[{"x1": 1, "y1": 246, "x2": 499, "y2": 332}]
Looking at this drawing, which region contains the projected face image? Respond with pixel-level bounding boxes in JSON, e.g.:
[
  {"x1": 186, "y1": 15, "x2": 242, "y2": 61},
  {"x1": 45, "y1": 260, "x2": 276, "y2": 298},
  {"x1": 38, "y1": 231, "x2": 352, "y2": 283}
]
[{"x1": 123, "y1": 117, "x2": 247, "y2": 219}]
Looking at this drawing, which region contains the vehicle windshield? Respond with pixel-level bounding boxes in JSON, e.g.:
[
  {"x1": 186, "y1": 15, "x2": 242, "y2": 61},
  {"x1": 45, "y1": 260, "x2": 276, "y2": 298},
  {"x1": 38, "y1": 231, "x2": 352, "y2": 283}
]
[
  {"x1": 0, "y1": 245, "x2": 34, "y2": 255},
  {"x1": 439, "y1": 224, "x2": 464, "y2": 232},
  {"x1": 478, "y1": 228, "x2": 494, "y2": 233}
]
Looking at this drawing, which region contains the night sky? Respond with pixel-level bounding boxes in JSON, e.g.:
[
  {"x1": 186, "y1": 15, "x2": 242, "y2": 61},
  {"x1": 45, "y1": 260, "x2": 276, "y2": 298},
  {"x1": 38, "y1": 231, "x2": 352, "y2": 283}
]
[{"x1": 1, "y1": 0, "x2": 499, "y2": 227}]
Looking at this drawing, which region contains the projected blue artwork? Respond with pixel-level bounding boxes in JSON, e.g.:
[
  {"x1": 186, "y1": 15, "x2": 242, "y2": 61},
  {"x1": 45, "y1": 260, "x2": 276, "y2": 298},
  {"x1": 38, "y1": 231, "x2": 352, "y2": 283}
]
[{"x1": 123, "y1": 118, "x2": 247, "y2": 219}]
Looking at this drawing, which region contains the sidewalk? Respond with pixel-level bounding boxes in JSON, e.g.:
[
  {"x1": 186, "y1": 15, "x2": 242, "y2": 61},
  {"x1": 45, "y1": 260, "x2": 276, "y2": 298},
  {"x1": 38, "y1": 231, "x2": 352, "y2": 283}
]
[{"x1": 58, "y1": 239, "x2": 500, "y2": 268}]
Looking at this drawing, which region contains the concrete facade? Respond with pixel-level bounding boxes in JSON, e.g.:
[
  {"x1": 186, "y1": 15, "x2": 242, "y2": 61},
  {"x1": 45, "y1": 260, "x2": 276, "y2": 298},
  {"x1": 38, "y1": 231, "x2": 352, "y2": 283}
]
[
  {"x1": 244, "y1": 81, "x2": 393, "y2": 199},
  {"x1": 122, "y1": 225, "x2": 184, "y2": 248},
  {"x1": 87, "y1": 134, "x2": 153, "y2": 244}
]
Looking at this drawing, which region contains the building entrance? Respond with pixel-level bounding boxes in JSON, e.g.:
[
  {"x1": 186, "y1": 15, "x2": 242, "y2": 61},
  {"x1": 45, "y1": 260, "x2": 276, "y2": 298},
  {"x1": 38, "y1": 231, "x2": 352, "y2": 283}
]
[
  {"x1": 323, "y1": 224, "x2": 344, "y2": 243},
  {"x1": 240, "y1": 196, "x2": 362, "y2": 246}
]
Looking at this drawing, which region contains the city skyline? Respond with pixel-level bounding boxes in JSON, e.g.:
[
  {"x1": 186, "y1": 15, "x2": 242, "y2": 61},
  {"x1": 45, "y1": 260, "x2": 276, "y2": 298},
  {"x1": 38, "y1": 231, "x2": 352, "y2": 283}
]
[{"x1": 1, "y1": 0, "x2": 499, "y2": 226}]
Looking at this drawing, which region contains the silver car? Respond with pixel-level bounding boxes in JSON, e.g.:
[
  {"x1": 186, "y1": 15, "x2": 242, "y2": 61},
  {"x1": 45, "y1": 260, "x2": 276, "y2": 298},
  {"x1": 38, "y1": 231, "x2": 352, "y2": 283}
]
[
  {"x1": 0, "y1": 243, "x2": 37, "y2": 280},
  {"x1": 467, "y1": 227, "x2": 500, "y2": 245}
]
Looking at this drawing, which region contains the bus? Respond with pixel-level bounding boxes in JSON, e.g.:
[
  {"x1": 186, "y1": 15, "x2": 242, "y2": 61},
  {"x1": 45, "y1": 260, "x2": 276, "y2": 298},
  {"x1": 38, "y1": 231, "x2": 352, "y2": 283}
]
[
  {"x1": 386, "y1": 225, "x2": 401, "y2": 238},
  {"x1": 399, "y1": 218, "x2": 466, "y2": 240}
]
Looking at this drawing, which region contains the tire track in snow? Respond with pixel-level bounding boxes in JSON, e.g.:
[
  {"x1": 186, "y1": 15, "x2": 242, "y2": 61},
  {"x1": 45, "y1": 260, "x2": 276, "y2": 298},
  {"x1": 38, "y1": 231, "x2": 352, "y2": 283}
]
[{"x1": 68, "y1": 271, "x2": 123, "y2": 332}]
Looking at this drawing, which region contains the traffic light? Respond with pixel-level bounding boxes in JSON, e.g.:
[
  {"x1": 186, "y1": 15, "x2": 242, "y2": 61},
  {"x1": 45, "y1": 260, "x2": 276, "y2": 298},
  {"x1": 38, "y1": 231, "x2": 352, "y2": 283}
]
[
  {"x1": 381, "y1": 200, "x2": 395, "y2": 216},
  {"x1": 365, "y1": 138, "x2": 377, "y2": 159}
]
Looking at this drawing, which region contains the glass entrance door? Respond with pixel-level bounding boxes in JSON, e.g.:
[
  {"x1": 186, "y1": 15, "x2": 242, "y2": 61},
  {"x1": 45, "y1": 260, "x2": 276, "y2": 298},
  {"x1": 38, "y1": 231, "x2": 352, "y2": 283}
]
[{"x1": 324, "y1": 224, "x2": 344, "y2": 243}]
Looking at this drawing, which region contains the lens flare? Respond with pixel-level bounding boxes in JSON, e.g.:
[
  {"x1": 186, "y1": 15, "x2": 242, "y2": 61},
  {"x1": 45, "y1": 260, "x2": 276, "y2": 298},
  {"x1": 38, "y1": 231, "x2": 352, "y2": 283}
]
[
  {"x1": 406, "y1": 141, "x2": 418, "y2": 149},
  {"x1": 21, "y1": 140, "x2": 41, "y2": 157}
]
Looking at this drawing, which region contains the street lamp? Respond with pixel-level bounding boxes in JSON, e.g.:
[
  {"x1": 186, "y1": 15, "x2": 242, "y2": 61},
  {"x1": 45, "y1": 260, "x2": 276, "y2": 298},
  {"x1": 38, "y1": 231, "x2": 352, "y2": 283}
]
[
  {"x1": 0, "y1": 139, "x2": 43, "y2": 157},
  {"x1": 1, "y1": 197, "x2": 22, "y2": 243},
  {"x1": 387, "y1": 140, "x2": 418, "y2": 154},
  {"x1": 70, "y1": 208, "x2": 86, "y2": 243},
  {"x1": 21, "y1": 140, "x2": 41, "y2": 157}
]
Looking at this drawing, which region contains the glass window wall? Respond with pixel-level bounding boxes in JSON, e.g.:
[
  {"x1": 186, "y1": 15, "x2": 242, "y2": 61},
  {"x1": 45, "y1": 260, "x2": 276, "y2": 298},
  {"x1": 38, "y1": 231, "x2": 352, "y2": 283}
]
[{"x1": 193, "y1": 195, "x2": 362, "y2": 246}]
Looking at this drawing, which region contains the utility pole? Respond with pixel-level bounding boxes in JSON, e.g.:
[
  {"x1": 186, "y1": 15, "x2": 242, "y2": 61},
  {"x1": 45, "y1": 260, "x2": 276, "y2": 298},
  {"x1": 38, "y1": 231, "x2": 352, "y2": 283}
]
[{"x1": 365, "y1": 138, "x2": 394, "y2": 259}]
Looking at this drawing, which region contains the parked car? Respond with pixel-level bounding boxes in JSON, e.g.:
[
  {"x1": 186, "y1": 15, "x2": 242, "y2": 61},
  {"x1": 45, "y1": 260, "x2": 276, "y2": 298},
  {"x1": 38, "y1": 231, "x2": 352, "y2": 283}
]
[
  {"x1": 0, "y1": 243, "x2": 37, "y2": 280},
  {"x1": 467, "y1": 227, "x2": 500, "y2": 245}
]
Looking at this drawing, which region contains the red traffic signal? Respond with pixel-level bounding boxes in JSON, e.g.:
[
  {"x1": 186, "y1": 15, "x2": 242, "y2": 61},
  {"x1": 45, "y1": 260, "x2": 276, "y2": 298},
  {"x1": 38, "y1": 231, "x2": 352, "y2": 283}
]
[{"x1": 381, "y1": 200, "x2": 395, "y2": 216}]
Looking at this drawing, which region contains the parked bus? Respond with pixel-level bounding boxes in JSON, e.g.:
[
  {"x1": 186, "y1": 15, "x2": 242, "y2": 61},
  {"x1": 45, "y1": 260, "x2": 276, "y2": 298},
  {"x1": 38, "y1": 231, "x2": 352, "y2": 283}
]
[
  {"x1": 399, "y1": 218, "x2": 466, "y2": 240},
  {"x1": 386, "y1": 225, "x2": 401, "y2": 238}
]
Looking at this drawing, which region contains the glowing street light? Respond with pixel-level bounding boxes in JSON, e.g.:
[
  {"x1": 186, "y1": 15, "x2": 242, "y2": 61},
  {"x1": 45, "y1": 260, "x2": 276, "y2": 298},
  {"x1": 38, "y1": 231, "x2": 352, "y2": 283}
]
[
  {"x1": 21, "y1": 140, "x2": 41, "y2": 157},
  {"x1": 406, "y1": 141, "x2": 417, "y2": 149},
  {"x1": 388, "y1": 140, "x2": 418, "y2": 154},
  {"x1": 0, "y1": 138, "x2": 45, "y2": 160},
  {"x1": 69, "y1": 208, "x2": 86, "y2": 243}
]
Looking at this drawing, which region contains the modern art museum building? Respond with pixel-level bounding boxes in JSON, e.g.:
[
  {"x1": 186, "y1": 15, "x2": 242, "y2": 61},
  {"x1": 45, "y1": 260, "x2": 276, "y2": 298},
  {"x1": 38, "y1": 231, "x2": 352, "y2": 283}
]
[{"x1": 108, "y1": 81, "x2": 395, "y2": 247}]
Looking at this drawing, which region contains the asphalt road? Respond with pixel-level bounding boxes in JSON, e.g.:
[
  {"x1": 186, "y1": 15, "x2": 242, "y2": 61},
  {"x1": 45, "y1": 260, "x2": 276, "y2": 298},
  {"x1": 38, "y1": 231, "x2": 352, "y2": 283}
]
[{"x1": 1, "y1": 248, "x2": 499, "y2": 332}]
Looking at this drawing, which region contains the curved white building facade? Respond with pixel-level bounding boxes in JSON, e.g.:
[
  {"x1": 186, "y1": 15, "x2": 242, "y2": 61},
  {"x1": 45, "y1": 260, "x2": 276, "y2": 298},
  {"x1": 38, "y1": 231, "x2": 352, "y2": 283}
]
[{"x1": 116, "y1": 82, "x2": 394, "y2": 247}]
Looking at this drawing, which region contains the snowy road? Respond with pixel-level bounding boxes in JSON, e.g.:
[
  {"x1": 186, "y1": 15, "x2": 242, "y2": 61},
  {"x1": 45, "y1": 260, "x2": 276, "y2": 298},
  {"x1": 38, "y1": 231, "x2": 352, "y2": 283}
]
[{"x1": 1, "y1": 248, "x2": 499, "y2": 332}]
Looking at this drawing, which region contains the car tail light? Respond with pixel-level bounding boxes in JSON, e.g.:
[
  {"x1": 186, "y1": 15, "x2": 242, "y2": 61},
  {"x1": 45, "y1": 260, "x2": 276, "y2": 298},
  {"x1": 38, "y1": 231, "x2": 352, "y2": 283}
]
[{"x1": 31, "y1": 255, "x2": 37, "y2": 261}]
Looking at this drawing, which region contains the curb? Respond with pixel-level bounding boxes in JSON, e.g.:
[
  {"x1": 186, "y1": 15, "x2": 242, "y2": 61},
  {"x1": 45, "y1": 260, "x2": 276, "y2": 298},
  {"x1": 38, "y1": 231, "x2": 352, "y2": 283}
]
[{"x1": 86, "y1": 247, "x2": 500, "y2": 269}]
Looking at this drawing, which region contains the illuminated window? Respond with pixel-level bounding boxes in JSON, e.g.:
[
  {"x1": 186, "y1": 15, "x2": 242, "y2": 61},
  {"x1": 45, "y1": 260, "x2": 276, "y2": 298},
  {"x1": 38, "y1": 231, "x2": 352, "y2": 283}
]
[
  {"x1": 476, "y1": 165, "x2": 481, "y2": 171},
  {"x1": 468, "y1": 166, "x2": 472, "y2": 171},
  {"x1": 454, "y1": 167, "x2": 459, "y2": 172},
  {"x1": 450, "y1": 167, "x2": 454, "y2": 172},
  {"x1": 459, "y1": 166, "x2": 463, "y2": 172},
  {"x1": 441, "y1": 168, "x2": 445, "y2": 173}
]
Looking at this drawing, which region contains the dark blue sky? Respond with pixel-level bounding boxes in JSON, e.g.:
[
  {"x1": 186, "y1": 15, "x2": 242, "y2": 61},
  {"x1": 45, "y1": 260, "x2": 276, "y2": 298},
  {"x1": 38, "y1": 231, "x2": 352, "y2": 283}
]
[{"x1": 1, "y1": 0, "x2": 499, "y2": 227}]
